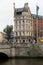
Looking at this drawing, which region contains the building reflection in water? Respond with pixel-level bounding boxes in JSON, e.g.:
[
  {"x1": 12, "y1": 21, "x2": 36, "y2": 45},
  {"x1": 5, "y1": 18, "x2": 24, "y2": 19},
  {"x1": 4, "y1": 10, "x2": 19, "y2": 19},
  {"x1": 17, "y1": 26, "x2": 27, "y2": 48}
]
[{"x1": 0, "y1": 59, "x2": 43, "y2": 65}]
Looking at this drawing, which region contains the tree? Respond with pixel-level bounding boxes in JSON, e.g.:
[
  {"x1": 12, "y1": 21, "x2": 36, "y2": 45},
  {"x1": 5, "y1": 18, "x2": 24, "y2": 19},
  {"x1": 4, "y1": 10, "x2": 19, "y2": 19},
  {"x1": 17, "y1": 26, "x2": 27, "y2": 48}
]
[{"x1": 3, "y1": 25, "x2": 14, "y2": 43}]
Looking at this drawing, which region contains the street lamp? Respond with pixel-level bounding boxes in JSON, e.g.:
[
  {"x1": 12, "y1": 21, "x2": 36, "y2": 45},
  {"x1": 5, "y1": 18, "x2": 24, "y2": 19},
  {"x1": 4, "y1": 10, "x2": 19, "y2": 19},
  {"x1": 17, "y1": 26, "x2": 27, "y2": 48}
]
[{"x1": 36, "y1": 5, "x2": 39, "y2": 43}]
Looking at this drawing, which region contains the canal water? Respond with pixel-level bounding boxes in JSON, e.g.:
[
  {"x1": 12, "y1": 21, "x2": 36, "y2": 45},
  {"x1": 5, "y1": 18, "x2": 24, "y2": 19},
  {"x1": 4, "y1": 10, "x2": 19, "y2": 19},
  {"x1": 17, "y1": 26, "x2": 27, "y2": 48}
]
[{"x1": 0, "y1": 59, "x2": 43, "y2": 65}]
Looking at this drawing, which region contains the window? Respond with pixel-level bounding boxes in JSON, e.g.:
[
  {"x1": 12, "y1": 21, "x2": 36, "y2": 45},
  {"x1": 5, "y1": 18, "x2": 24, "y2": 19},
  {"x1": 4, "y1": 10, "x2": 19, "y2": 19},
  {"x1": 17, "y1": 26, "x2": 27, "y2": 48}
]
[
  {"x1": 20, "y1": 40, "x2": 21, "y2": 43},
  {"x1": 19, "y1": 32, "x2": 21, "y2": 36},
  {"x1": 23, "y1": 20, "x2": 24, "y2": 22},
  {"x1": 16, "y1": 39, "x2": 17, "y2": 42},
  {"x1": 19, "y1": 21, "x2": 21, "y2": 24},
  {"x1": 16, "y1": 12, "x2": 22, "y2": 15},
  {"x1": 15, "y1": 21, "x2": 17, "y2": 24},
  {"x1": 23, "y1": 31, "x2": 24, "y2": 35},
  {"x1": 23, "y1": 40, "x2": 25, "y2": 42},
  {"x1": 21, "y1": 25, "x2": 23, "y2": 30},
  {"x1": 16, "y1": 32, "x2": 18, "y2": 36},
  {"x1": 29, "y1": 39, "x2": 30, "y2": 42}
]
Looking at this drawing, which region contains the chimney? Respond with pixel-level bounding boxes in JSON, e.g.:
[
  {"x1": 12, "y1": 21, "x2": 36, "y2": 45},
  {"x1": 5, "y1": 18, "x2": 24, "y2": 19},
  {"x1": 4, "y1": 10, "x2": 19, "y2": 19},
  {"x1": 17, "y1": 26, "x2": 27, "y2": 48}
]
[
  {"x1": 24, "y1": 3, "x2": 29, "y2": 12},
  {"x1": 13, "y1": 3, "x2": 15, "y2": 16},
  {"x1": 24, "y1": 3, "x2": 28, "y2": 8},
  {"x1": 13, "y1": 3, "x2": 15, "y2": 9}
]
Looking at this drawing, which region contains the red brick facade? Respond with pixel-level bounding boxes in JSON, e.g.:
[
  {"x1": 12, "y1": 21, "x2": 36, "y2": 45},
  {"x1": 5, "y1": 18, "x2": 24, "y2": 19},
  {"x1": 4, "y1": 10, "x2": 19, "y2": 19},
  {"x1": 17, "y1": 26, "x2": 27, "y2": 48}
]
[{"x1": 32, "y1": 14, "x2": 43, "y2": 40}]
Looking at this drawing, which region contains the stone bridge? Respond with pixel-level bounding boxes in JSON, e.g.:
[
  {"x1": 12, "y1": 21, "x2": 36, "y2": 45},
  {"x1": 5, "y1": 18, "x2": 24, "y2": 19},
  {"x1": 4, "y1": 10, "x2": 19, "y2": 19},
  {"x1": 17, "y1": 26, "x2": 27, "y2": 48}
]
[
  {"x1": 0, "y1": 44, "x2": 15, "y2": 58},
  {"x1": 0, "y1": 43, "x2": 43, "y2": 58},
  {"x1": 0, "y1": 43, "x2": 30, "y2": 58}
]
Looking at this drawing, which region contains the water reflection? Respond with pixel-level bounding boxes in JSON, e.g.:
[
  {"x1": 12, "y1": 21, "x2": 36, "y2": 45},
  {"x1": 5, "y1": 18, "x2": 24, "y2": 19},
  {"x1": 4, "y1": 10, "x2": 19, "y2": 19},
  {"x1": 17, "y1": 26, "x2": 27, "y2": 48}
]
[{"x1": 0, "y1": 59, "x2": 43, "y2": 65}]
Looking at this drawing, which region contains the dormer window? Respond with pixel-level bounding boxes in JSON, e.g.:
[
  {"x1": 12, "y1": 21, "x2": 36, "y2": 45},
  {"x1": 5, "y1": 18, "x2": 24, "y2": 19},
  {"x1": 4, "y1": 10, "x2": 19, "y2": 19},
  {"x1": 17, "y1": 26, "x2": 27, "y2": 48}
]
[{"x1": 16, "y1": 12, "x2": 22, "y2": 15}]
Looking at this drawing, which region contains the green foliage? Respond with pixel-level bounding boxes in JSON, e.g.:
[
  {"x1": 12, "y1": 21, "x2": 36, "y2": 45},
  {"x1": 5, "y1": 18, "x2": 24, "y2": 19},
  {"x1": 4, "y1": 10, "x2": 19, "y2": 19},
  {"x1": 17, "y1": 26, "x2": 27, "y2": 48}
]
[{"x1": 3, "y1": 25, "x2": 13, "y2": 41}]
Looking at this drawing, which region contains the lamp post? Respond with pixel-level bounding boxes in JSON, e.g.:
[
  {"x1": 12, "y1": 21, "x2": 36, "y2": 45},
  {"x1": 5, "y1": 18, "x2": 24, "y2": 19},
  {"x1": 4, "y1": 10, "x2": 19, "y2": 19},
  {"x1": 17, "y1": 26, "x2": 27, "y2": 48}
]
[{"x1": 36, "y1": 5, "x2": 39, "y2": 43}]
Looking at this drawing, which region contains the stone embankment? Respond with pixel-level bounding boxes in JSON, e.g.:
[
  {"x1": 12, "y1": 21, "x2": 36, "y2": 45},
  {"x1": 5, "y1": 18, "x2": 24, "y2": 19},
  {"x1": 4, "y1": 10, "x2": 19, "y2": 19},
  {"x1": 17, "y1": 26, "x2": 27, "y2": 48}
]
[{"x1": 13, "y1": 43, "x2": 43, "y2": 57}]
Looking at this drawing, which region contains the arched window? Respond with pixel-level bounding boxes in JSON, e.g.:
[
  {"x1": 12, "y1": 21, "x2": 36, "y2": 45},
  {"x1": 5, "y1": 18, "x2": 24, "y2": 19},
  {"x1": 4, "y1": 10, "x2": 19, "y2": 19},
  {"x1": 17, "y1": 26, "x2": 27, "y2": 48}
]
[{"x1": 23, "y1": 40, "x2": 25, "y2": 42}]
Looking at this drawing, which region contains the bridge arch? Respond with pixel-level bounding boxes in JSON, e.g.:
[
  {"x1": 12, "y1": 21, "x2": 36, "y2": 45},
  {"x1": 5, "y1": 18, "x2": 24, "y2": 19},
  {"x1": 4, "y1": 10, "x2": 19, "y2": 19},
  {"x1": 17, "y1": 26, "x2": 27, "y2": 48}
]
[{"x1": 0, "y1": 52, "x2": 9, "y2": 59}]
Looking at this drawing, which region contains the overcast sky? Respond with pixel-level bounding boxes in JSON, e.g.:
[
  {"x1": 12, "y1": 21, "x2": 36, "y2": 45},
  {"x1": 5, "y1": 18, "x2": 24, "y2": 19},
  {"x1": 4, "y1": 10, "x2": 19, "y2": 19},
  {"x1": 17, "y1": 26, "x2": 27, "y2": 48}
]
[{"x1": 0, "y1": 0, "x2": 43, "y2": 32}]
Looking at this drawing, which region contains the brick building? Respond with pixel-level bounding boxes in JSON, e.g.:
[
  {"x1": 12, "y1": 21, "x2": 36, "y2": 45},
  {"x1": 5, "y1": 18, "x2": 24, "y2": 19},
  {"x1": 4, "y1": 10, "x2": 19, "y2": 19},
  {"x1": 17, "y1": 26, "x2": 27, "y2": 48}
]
[{"x1": 32, "y1": 14, "x2": 43, "y2": 40}]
